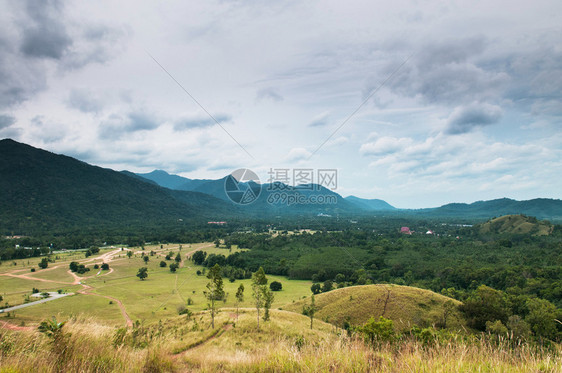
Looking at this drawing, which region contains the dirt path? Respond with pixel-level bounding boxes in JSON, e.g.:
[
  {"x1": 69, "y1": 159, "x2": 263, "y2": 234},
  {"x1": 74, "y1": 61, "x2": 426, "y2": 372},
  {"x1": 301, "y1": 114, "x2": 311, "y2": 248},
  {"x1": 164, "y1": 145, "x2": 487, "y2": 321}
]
[
  {"x1": 78, "y1": 284, "x2": 133, "y2": 328},
  {"x1": 0, "y1": 320, "x2": 33, "y2": 331}
]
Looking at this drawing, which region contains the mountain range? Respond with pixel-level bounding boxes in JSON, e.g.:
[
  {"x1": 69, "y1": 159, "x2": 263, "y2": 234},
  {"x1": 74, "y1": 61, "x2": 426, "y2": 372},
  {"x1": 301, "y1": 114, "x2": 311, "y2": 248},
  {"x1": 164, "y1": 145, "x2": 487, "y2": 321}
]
[{"x1": 1, "y1": 139, "x2": 561, "y2": 234}]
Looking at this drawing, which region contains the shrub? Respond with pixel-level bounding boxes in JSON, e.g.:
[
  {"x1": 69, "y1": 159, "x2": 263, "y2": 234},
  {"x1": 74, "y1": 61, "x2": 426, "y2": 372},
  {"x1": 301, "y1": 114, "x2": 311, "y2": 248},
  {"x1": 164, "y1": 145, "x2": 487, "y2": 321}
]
[{"x1": 270, "y1": 281, "x2": 283, "y2": 291}]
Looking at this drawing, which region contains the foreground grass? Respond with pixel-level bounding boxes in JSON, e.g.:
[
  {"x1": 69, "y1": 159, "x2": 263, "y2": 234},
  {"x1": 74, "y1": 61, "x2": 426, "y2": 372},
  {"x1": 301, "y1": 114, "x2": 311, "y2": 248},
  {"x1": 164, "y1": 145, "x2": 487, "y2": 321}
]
[{"x1": 1, "y1": 310, "x2": 561, "y2": 372}]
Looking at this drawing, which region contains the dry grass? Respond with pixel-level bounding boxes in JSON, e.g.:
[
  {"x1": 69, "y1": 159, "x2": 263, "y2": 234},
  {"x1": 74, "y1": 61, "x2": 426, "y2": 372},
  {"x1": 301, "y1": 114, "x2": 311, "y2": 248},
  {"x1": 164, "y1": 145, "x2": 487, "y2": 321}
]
[
  {"x1": 1, "y1": 310, "x2": 561, "y2": 372},
  {"x1": 284, "y1": 284, "x2": 465, "y2": 331}
]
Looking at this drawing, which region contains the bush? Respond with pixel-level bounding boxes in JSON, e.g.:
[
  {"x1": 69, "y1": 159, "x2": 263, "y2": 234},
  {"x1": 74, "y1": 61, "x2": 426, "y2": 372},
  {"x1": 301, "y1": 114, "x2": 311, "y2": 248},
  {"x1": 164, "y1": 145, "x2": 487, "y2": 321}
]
[
  {"x1": 101, "y1": 263, "x2": 109, "y2": 270},
  {"x1": 159, "y1": 261, "x2": 167, "y2": 268},
  {"x1": 270, "y1": 281, "x2": 283, "y2": 291}
]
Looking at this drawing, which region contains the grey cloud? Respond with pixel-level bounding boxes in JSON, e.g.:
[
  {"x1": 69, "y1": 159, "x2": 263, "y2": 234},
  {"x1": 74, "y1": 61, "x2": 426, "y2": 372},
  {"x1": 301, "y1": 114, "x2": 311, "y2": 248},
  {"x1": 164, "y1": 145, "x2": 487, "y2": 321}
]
[
  {"x1": 256, "y1": 87, "x2": 283, "y2": 102},
  {"x1": 445, "y1": 103, "x2": 502, "y2": 134},
  {"x1": 99, "y1": 112, "x2": 161, "y2": 139},
  {"x1": 0, "y1": 114, "x2": 16, "y2": 129},
  {"x1": 173, "y1": 114, "x2": 231, "y2": 131},
  {"x1": 20, "y1": 0, "x2": 72, "y2": 59},
  {"x1": 381, "y1": 38, "x2": 508, "y2": 105},
  {"x1": 67, "y1": 89, "x2": 103, "y2": 113}
]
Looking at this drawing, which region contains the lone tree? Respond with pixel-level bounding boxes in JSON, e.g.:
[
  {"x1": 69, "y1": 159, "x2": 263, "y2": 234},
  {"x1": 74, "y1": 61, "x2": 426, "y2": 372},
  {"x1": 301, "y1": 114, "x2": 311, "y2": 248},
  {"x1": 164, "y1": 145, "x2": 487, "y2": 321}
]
[
  {"x1": 302, "y1": 294, "x2": 318, "y2": 329},
  {"x1": 159, "y1": 261, "x2": 167, "y2": 268},
  {"x1": 270, "y1": 281, "x2": 282, "y2": 291},
  {"x1": 101, "y1": 263, "x2": 109, "y2": 270},
  {"x1": 204, "y1": 264, "x2": 225, "y2": 329},
  {"x1": 263, "y1": 286, "x2": 274, "y2": 321},
  {"x1": 169, "y1": 263, "x2": 179, "y2": 272},
  {"x1": 38, "y1": 258, "x2": 48, "y2": 269},
  {"x1": 136, "y1": 267, "x2": 148, "y2": 281},
  {"x1": 143, "y1": 256, "x2": 149, "y2": 264},
  {"x1": 126, "y1": 251, "x2": 132, "y2": 259},
  {"x1": 175, "y1": 253, "x2": 182, "y2": 263},
  {"x1": 235, "y1": 283, "x2": 245, "y2": 321},
  {"x1": 251, "y1": 266, "x2": 271, "y2": 330}
]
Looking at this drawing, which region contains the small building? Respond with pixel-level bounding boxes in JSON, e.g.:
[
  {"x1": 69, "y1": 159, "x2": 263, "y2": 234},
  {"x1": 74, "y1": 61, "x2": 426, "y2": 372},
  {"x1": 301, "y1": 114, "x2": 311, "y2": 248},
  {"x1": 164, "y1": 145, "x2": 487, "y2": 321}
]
[{"x1": 400, "y1": 227, "x2": 412, "y2": 235}]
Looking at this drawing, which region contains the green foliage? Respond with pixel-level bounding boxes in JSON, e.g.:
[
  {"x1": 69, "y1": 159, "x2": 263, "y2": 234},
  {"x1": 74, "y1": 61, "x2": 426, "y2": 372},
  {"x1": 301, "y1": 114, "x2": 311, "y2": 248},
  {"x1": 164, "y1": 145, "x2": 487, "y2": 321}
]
[
  {"x1": 460, "y1": 285, "x2": 510, "y2": 331},
  {"x1": 37, "y1": 257, "x2": 48, "y2": 269},
  {"x1": 302, "y1": 295, "x2": 318, "y2": 329},
  {"x1": 525, "y1": 298, "x2": 558, "y2": 340},
  {"x1": 311, "y1": 283, "x2": 321, "y2": 294},
  {"x1": 204, "y1": 264, "x2": 225, "y2": 329},
  {"x1": 169, "y1": 263, "x2": 178, "y2": 272},
  {"x1": 101, "y1": 263, "x2": 109, "y2": 270},
  {"x1": 136, "y1": 267, "x2": 148, "y2": 281},
  {"x1": 159, "y1": 261, "x2": 167, "y2": 268},
  {"x1": 143, "y1": 255, "x2": 149, "y2": 264},
  {"x1": 270, "y1": 281, "x2": 283, "y2": 291},
  {"x1": 252, "y1": 267, "x2": 270, "y2": 330},
  {"x1": 192, "y1": 250, "x2": 207, "y2": 265},
  {"x1": 358, "y1": 316, "x2": 395, "y2": 343}
]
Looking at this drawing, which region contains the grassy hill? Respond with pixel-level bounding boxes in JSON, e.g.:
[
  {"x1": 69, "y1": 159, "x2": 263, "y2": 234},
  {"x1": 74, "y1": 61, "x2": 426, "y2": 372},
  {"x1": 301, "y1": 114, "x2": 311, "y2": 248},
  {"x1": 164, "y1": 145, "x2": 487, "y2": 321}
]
[
  {"x1": 284, "y1": 284, "x2": 466, "y2": 331},
  {"x1": 478, "y1": 214, "x2": 553, "y2": 236}
]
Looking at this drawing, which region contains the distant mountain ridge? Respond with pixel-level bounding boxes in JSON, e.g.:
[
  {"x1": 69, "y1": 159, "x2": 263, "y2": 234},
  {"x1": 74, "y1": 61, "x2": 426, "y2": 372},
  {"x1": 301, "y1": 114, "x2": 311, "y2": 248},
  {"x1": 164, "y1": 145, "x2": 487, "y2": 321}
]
[
  {"x1": 1, "y1": 139, "x2": 561, "y2": 235},
  {"x1": 345, "y1": 196, "x2": 396, "y2": 211}
]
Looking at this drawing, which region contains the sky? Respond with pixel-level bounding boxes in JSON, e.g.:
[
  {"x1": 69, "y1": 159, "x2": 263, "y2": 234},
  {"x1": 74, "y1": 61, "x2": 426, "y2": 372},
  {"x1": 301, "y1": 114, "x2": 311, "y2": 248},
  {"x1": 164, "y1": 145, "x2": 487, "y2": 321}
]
[{"x1": 0, "y1": 0, "x2": 561, "y2": 208}]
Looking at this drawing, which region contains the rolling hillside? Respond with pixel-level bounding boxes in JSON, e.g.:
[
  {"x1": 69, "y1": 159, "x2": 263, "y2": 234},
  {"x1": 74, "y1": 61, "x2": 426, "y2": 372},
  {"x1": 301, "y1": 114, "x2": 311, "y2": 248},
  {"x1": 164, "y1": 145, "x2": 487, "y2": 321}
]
[
  {"x1": 345, "y1": 195, "x2": 396, "y2": 211},
  {"x1": 478, "y1": 214, "x2": 553, "y2": 236},
  {"x1": 284, "y1": 284, "x2": 466, "y2": 331}
]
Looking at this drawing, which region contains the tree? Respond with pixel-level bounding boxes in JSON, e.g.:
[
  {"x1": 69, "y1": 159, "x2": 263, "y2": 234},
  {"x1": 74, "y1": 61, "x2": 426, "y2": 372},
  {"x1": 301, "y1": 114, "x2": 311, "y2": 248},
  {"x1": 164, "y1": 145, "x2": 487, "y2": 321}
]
[
  {"x1": 136, "y1": 267, "x2": 148, "y2": 281},
  {"x1": 526, "y1": 297, "x2": 558, "y2": 340},
  {"x1": 38, "y1": 257, "x2": 48, "y2": 269},
  {"x1": 143, "y1": 255, "x2": 149, "y2": 264},
  {"x1": 311, "y1": 283, "x2": 321, "y2": 294},
  {"x1": 263, "y1": 287, "x2": 274, "y2": 321},
  {"x1": 204, "y1": 264, "x2": 225, "y2": 329},
  {"x1": 101, "y1": 263, "x2": 109, "y2": 270},
  {"x1": 302, "y1": 295, "x2": 318, "y2": 329},
  {"x1": 192, "y1": 250, "x2": 207, "y2": 265},
  {"x1": 214, "y1": 239, "x2": 221, "y2": 248},
  {"x1": 322, "y1": 280, "x2": 333, "y2": 293},
  {"x1": 251, "y1": 267, "x2": 269, "y2": 330},
  {"x1": 175, "y1": 253, "x2": 182, "y2": 263},
  {"x1": 235, "y1": 283, "x2": 244, "y2": 321},
  {"x1": 169, "y1": 263, "x2": 178, "y2": 272},
  {"x1": 270, "y1": 281, "x2": 282, "y2": 291},
  {"x1": 459, "y1": 285, "x2": 510, "y2": 331},
  {"x1": 159, "y1": 261, "x2": 167, "y2": 268},
  {"x1": 126, "y1": 251, "x2": 132, "y2": 259}
]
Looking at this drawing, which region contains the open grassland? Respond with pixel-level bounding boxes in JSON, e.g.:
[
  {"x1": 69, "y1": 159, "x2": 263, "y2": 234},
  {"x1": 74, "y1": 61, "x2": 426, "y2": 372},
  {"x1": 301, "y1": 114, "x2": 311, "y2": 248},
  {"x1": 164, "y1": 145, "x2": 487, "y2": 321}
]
[
  {"x1": 1, "y1": 311, "x2": 561, "y2": 372},
  {"x1": 1, "y1": 242, "x2": 311, "y2": 327},
  {"x1": 285, "y1": 284, "x2": 466, "y2": 331}
]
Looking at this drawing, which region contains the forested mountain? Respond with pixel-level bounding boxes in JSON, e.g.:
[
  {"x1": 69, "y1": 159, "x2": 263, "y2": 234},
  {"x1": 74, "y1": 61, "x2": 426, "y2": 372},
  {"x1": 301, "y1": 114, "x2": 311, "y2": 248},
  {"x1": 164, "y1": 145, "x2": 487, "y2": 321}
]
[
  {"x1": 0, "y1": 139, "x2": 232, "y2": 234},
  {"x1": 345, "y1": 195, "x2": 396, "y2": 211}
]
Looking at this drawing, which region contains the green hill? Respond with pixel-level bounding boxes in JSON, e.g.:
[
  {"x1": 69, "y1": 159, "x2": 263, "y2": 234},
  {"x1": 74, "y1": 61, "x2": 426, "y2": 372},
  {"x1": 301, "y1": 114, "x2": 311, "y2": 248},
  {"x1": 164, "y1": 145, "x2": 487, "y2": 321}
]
[
  {"x1": 0, "y1": 139, "x2": 232, "y2": 234},
  {"x1": 284, "y1": 284, "x2": 465, "y2": 331},
  {"x1": 478, "y1": 214, "x2": 553, "y2": 236}
]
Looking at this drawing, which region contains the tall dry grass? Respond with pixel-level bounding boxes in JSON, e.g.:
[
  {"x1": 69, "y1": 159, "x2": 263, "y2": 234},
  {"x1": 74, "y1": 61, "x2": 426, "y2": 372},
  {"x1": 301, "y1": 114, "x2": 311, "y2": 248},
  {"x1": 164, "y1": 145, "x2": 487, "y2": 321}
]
[{"x1": 1, "y1": 312, "x2": 561, "y2": 372}]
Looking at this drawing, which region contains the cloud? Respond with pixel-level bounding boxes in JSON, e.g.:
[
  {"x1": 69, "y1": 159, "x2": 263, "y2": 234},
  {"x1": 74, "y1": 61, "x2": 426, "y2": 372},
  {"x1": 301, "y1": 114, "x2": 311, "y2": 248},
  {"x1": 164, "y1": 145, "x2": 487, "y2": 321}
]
[
  {"x1": 173, "y1": 114, "x2": 232, "y2": 131},
  {"x1": 0, "y1": 114, "x2": 16, "y2": 129},
  {"x1": 256, "y1": 87, "x2": 283, "y2": 102},
  {"x1": 20, "y1": 0, "x2": 72, "y2": 60},
  {"x1": 360, "y1": 136, "x2": 413, "y2": 156},
  {"x1": 445, "y1": 102, "x2": 503, "y2": 134},
  {"x1": 66, "y1": 89, "x2": 104, "y2": 113},
  {"x1": 99, "y1": 111, "x2": 161, "y2": 139},
  {"x1": 285, "y1": 147, "x2": 311, "y2": 162},
  {"x1": 307, "y1": 112, "x2": 330, "y2": 127}
]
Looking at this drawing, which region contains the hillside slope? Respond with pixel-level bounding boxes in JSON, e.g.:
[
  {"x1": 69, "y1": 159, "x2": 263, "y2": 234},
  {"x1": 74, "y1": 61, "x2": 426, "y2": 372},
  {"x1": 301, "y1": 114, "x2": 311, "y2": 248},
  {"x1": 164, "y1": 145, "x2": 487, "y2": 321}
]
[
  {"x1": 0, "y1": 139, "x2": 231, "y2": 233},
  {"x1": 478, "y1": 214, "x2": 553, "y2": 236},
  {"x1": 284, "y1": 284, "x2": 465, "y2": 330}
]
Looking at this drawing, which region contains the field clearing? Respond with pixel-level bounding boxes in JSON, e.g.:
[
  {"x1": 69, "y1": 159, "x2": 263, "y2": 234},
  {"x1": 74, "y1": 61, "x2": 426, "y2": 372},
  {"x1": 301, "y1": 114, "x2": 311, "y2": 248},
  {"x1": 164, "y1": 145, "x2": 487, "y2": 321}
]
[{"x1": 2, "y1": 242, "x2": 312, "y2": 327}]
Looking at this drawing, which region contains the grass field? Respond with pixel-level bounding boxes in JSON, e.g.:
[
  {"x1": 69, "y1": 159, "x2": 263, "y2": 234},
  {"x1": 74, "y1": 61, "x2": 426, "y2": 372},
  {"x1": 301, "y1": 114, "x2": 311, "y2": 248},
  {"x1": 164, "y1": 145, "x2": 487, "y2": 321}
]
[{"x1": 1, "y1": 242, "x2": 311, "y2": 327}]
